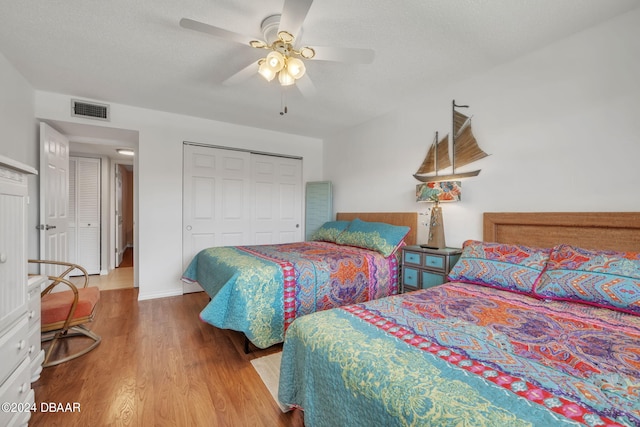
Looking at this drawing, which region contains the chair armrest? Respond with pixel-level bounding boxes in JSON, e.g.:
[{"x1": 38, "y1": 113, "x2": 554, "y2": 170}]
[{"x1": 28, "y1": 259, "x2": 89, "y2": 294}]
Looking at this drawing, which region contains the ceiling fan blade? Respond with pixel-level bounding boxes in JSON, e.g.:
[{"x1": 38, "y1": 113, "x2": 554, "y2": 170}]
[
  {"x1": 279, "y1": 0, "x2": 313, "y2": 39},
  {"x1": 180, "y1": 18, "x2": 257, "y2": 46},
  {"x1": 296, "y1": 74, "x2": 317, "y2": 98},
  {"x1": 222, "y1": 60, "x2": 260, "y2": 86},
  {"x1": 310, "y1": 46, "x2": 375, "y2": 64}
]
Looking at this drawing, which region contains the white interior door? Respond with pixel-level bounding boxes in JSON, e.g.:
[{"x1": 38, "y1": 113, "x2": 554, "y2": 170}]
[
  {"x1": 74, "y1": 157, "x2": 101, "y2": 274},
  {"x1": 251, "y1": 154, "x2": 302, "y2": 244},
  {"x1": 39, "y1": 122, "x2": 69, "y2": 277},
  {"x1": 182, "y1": 144, "x2": 251, "y2": 293}
]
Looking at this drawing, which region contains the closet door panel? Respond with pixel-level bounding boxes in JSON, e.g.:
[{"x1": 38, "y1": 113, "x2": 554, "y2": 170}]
[
  {"x1": 69, "y1": 157, "x2": 100, "y2": 275},
  {"x1": 251, "y1": 154, "x2": 302, "y2": 244}
]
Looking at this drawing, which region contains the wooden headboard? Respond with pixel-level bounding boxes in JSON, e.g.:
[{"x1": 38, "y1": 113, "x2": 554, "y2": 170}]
[
  {"x1": 336, "y1": 212, "x2": 418, "y2": 246},
  {"x1": 484, "y1": 212, "x2": 640, "y2": 252}
]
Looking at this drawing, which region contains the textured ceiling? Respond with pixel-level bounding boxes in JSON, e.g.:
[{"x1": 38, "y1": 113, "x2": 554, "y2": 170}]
[{"x1": 1, "y1": 0, "x2": 639, "y2": 139}]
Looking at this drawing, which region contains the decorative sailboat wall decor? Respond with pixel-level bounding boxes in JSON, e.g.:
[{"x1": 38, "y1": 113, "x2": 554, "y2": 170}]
[{"x1": 414, "y1": 100, "x2": 489, "y2": 183}]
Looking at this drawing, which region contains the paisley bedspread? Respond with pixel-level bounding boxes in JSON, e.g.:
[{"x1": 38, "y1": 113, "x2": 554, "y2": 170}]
[
  {"x1": 181, "y1": 241, "x2": 399, "y2": 348},
  {"x1": 279, "y1": 282, "x2": 640, "y2": 427}
]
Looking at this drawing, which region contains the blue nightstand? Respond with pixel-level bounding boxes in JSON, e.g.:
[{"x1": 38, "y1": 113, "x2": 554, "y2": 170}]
[{"x1": 400, "y1": 245, "x2": 462, "y2": 293}]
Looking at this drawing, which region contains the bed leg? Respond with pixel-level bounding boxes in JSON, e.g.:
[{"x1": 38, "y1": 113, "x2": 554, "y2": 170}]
[
  {"x1": 244, "y1": 336, "x2": 250, "y2": 354},
  {"x1": 290, "y1": 408, "x2": 305, "y2": 427}
]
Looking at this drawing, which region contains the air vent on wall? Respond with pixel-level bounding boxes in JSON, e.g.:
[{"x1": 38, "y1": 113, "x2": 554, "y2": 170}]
[{"x1": 70, "y1": 99, "x2": 110, "y2": 121}]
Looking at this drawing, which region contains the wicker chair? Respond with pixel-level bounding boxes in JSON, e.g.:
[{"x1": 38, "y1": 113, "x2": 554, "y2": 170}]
[{"x1": 29, "y1": 260, "x2": 101, "y2": 367}]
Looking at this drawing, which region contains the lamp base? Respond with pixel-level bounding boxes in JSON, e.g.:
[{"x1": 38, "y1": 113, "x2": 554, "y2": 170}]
[{"x1": 425, "y1": 205, "x2": 446, "y2": 249}]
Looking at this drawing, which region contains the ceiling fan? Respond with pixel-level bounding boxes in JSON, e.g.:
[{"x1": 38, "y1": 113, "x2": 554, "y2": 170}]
[{"x1": 179, "y1": 0, "x2": 375, "y2": 99}]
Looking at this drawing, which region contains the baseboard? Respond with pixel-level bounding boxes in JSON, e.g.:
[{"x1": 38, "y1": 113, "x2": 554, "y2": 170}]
[{"x1": 137, "y1": 288, "x2": 183, "y2": 301}]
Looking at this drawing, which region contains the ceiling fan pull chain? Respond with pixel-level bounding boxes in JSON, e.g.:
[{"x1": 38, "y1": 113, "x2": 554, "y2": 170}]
[{"x1": 280, "y1": 88, "x2": 288, "y2": 115}]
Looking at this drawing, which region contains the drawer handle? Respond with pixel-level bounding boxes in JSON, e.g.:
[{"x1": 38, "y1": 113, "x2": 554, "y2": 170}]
[
  {"x1": 28, "y1": 310, "x2": 35, "y2": 319},
  {"x1": 29, "y1": 345, "x2": 35, "y2": 354},
  {"x1": 19, "y1": 382, "x2": 29, "y2": 394},
  {"x1": 18, "y1": 340, "x2": 26, "y2": 350}
]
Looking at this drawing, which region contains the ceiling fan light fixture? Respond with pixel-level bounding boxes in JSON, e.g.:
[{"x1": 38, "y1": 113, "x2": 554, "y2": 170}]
[
  {"x1": 258, "y1": 59, "x2": 277, "y2": 81},
  {"x1": 266, "y1": 51, "x2": 285, "y2": 72},
  {"x1": 299, "y1": 46, "x2": 315, "y2": 59},
  {"x1": 249, "y1": 40, "x2": 267, "y2": 48},
  {"x1": 278, "y1": 68, "x2": 295, "y2": 86},
  {"x1": 278, "y1": 30, "x2": 294, "y2": 43},
  {"x1": 287, "y1": 57, "x2": 306, "y2": 79}
]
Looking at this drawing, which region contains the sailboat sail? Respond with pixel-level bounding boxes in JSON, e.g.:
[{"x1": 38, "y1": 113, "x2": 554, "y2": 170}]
[
  {"x1": 413, "y1": 101, "x2": 489, "y2": 183},
  {"x1": 415, "y1": 133, "x2": 450, "y2": 175},
  {"x1": 452, "y1": 112, "x2": 488, "y2": 169}
]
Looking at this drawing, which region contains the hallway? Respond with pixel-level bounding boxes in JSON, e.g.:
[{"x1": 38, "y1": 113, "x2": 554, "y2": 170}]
[{"x1": 72, "y1": 247, "x2": 134, "y2": 291}]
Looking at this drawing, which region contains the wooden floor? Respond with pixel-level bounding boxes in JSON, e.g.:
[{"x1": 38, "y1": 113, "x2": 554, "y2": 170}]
[
  {"x1": 71, "y1": 248, "x2": 134, "y2": 291},
  {"x1": 30, "y1": 287, "x2": 295, "y2": 426}
]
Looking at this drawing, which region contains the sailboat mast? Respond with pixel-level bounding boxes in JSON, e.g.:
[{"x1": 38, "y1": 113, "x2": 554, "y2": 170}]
[
  {"x1": 434, "y1": 131, "x2": 438, "y2": 178},
  {"x1": 452, "y1": 99, "x2": 468, "y2": 173}
]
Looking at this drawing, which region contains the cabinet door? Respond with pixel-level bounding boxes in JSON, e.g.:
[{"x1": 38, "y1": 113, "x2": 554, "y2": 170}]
[
  {"x1": 0, "y1": 193, "x2": 27, "y2": 332},
  {"x1": 421, "y1": 270, "x2": 446, "y2": 289},
  {"x1": 402, "y1": 266, "x2": 420, "y2": 292}
]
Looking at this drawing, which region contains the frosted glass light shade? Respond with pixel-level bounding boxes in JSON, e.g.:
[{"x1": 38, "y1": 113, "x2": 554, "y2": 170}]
[
  {"x1": 266, "y1": 51, "x2": 285, "y2": 72},
  {"x1": 287, "y1": 57, "x2": 306, "y2": 79},
  {"x1": 258, "y1": 61, "x2": 276, "y2": 81},
  {"x1": 278, "y1": 68, "x2": 295, "y2": 86}
]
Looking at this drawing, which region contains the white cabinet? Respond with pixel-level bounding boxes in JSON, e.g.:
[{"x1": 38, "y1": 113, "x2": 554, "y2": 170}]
[{"x1": 0, "y1": 155, "x2": 39, "y2": 427}]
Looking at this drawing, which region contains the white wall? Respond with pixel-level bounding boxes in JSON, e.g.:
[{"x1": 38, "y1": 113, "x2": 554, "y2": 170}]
[
  {"x1": 34, "y1": 93, "x2": 324, "y2": 300},
  {"x1": 325, "y1": 8, "x2": 640, "y2": 248},
  {"x1": 0, "y1": 52, "x2": 40, "y2": 261}
]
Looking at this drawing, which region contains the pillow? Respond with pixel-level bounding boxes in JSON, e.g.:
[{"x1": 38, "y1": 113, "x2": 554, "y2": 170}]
[
  {"x1": 535, "y1": 244, "x2": 640, "y2": 315},
  {"x1": 334, "y1": 218, "x2": 410, "y2": 257},
  {"x1": 309, "y1": 220, "x2": 351, "y2": 243},
  {"x1": 447, "y1": 240, "x2": 551, "y2": 294}
]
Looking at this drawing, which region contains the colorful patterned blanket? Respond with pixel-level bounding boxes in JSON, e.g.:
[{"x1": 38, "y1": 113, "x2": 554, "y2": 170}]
[
  {"x1": 279, "y1": 282, "x2": 640, "y2": 426},
  {"x1": 182, "y1": 241, "x2": 399, "y2": 348}
]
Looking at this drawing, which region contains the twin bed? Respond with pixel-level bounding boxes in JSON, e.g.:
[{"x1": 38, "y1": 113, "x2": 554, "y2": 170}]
[
  {"x1": 182, "y1": 212, "x2": 417, "y2": 349},
  {"x1": 278, "y1": 212, "x2": 640, "y2": 427}
]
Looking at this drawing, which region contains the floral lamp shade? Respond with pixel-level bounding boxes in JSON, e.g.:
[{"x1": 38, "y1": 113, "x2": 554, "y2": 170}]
[
  {"x1": 416, "y1": 181, "x2": 461, "y2": 249},
  {"x1": 416, "y1": 181, "x2": 461, "y2": 203}
]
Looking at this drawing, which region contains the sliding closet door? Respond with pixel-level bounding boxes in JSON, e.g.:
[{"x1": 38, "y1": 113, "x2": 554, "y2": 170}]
[
  {"x1": 182, "y1": 145, "x2": 251, "y2": 293},
  {"x1": 251, "y1": 154, "x2": 302, "y2": 244}
]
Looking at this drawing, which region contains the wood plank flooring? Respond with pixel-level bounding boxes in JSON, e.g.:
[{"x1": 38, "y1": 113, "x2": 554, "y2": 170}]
[
  {"x1": 30, "y1": 288, "x2": 296, "y2": 426},
  {"x1": 73, "y1": 247, "x2": 134, "y2": 291}
]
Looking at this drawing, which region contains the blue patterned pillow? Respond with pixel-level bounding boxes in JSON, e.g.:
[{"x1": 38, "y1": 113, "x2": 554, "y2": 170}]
[
  {"x1": 309, "y1": 221, "x2": 351, "y2": 243},
  {"x1": 447, "y1": 240, "x2": 551, "y2": 294},
  {"x1": 535, "y1": 244, "x2": 640, "y2": 315},
  {"x1": 335, "y1": 218, "x2": 410, "y2": 257}
]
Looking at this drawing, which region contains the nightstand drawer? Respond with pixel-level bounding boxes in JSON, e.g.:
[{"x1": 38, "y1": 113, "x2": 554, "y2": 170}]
[
  {"x1": 424, "y1": 254, "x2": 445, "y2": 270},
  {"x1": 422, "y1": 271, "x2": 446, "y2": 289},
  {"x1": 402, "y1": 267, "x2": 419, "y2": 287},
  {"x1": 403, "y1": 252, "x2": 421, "y2": 266}
]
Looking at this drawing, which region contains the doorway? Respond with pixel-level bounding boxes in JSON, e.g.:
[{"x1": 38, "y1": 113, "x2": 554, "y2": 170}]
[
  {"x1": 115, "y1": 163, "x2": 134, "y2": 269},
  {"x1": 41, "y1": 120, "x2": 138, "y2": 289}
]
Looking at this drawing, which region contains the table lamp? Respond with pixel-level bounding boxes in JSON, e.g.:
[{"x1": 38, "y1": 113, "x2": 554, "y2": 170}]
[{"x1": 416, "y1": 181, "x2": 461, "y2": 249}]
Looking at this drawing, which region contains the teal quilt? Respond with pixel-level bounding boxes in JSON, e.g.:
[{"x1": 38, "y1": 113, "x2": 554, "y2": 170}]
[
  {"x1": 279, "y1": 283, "x2": 640, "y2": 426},
  {"x1": 182, "y1": 241, "x2": 399, "y2": 348}
]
